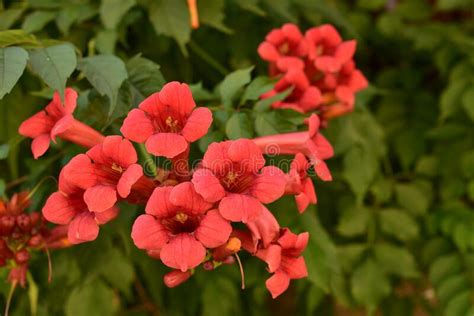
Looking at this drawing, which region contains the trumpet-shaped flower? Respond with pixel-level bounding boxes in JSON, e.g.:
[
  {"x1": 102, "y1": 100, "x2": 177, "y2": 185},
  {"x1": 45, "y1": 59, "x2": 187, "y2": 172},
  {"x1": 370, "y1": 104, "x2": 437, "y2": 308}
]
[
  {"x1": 121, "y1": 81, "x2": 212, "y2": 159},
  {"x1": 192, "y1": 139, "x2": 286, "y2": 223}
]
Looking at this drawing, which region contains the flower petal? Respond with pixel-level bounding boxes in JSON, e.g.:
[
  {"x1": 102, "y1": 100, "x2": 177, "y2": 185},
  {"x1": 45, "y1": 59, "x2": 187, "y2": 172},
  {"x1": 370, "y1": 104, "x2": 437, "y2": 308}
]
[
  {"x1": 228, "y1": 139, "x2": 265, "y2": 173},
  {"x1": 191, "y1": 168, "x2": 226, "y2": 203},
  {"x1": 94, "y1": 206, "x2": 119, "y2": 224},
  {"x1": 159, "y1": 81, "x2": 196, "y2": 118},
  {"x1": 169, "y1": 182, "x2": 212, "y2": 215},
  {"x1": 131, "y1": 214, "x2": 169, "y2": 250},
  {"x1": 117, "y1": 163, "x2": 143, "y2": 198},
  {"x1": 145, "y1": 133, "x2": 188, "y2": 158},
  {"x1": 63, "y1": 154, "x2": 97, "y2": 189},
  {"x1": 258, "y1": 42, "x2": 280, "y2": 61},
  {"x1": 281, "y1": 256, "x2": 308, "y2": 279},
  {"x1": 181, "y1": 107, "x2": 213, "y2": 142},
  {"x1": 31, "y1": 134, "x2": 51, "y2": 159},
  {"x1": 250, "y1": 166, "x2": 286, "y2": 204},
  {"x1": 246, "y1": 206, "x2": 280, "y2": 248},
  {"x1": 102, "y1": 135, "x2": 138, "y2": 167},
  {"x1": 257, "y1": 244, "x2": 282, "y2": 273},
  {"x1": 265, "y1": 272, "x2": 290, "y2": 299},
  {"x1": 67, "y1": 212, "x2": 99, "y2": 244},
  {"x1": 195, "y1": 210, "x2": 232, "y2": 248},
  {"x1": 145, "y1": 186, "x2": 178, "y2": 218},
  {"x1": 51, "y1": 114, "x2": 74, "y2": 140},
  {"x1": 19, "y1": 111, "x2": 53, "y2": 138},
  {"x1": 84, "y1": 185, "x2": 117, "y2": 213},
  {"x1": 219, "y1": 194, "x2": 263, "y2": 223},
  {"x1": 160, "y1": 234, "x2": 206, "y2": 272},
  {"x1": 42, "y1": 192, "x2": 77, "y2": 224},
  {"x1": 120, "y1": 108, "x2": 154, "y2": 143}
]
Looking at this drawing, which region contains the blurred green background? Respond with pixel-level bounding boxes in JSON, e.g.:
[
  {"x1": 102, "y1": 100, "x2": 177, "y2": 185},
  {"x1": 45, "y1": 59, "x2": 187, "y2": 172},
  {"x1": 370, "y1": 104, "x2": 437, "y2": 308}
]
[{"x1": 0, "y1": 0, "x2": 473, "y2": 315}]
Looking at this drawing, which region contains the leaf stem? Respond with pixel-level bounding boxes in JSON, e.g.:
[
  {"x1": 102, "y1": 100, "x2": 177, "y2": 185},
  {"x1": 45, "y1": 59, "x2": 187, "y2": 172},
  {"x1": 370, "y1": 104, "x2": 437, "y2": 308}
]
[{"x1": 188, "y1": 40, "x2": 229, "y2": 76}]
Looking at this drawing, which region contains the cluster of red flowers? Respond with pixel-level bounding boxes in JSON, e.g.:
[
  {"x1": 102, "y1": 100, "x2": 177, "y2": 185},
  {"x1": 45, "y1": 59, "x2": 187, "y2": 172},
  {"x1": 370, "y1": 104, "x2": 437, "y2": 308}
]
[
  {"x1": 15, "y1": 24, "x2": 367, "y2": 298},
  {"x1": 0, "y1": 192, "x2": 67, "y2": 287},
  {"x1": 258, "y1": 23, "x2": 368, "y2": 126}
]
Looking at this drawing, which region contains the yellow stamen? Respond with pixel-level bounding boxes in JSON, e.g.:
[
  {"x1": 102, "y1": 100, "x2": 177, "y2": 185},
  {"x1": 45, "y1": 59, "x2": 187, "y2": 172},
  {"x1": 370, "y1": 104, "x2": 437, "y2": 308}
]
[
  {"x1": 111, "y1": 163, "x2": 123, "y2": 173},
  {"x1": 165, "y1": 116, "x2": 179, "y2": 132},
  {"x1": 175, "y1": 212, "x2": 188, "y2": 223}
]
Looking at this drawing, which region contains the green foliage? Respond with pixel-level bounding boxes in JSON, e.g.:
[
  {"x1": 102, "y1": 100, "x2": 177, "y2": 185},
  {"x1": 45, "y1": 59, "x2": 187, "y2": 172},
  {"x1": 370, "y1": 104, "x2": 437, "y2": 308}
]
[{"x1": 0, "y1": 0, "x2": 473, "y2": 315}]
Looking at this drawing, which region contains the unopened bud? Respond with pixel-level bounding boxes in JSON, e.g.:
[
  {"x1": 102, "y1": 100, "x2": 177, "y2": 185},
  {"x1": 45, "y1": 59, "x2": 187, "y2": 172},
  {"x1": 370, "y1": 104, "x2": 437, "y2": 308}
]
[
  {"x1": 163, "y1": 270, "x2": 192, "y2": 288},
  {"x1": 14, "y1": 249, "x2": 30, "y2": 264},
  {"x1": 203, "y1": 261, "x2": 214, "y2": 270}
]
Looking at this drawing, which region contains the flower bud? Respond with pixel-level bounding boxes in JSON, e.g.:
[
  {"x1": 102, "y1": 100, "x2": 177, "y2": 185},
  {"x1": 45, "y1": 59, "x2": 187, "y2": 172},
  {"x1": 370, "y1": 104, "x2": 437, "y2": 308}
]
[
  {"x1": 163, "y1": 270, "x2": 192, "y2": 288},
  {"x1": 0, "y1": 215, "x2": 16, "y2": 236},
  {"x1": 28, "y1": 234, "x2": 43, "y2": 248},
  {"x1": 16, "y1": 214, "x2": 31, "y2": 232},
  {"x1": 203, "y1": 261, "x2": 214, "y2": 271},
  {"x1": 14, "y1": 249, "x2": 30, "y2": 264}
]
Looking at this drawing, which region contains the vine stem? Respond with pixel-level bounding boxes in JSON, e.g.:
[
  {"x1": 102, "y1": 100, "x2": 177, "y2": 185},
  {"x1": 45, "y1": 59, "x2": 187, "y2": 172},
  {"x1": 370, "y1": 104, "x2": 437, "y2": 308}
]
[{"x1": 188, "y1": 40, "x2": 229, "y2": 76}]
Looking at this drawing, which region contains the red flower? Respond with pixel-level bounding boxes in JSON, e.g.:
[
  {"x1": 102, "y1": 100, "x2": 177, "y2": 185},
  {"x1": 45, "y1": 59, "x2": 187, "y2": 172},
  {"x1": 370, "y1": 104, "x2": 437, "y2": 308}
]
[
  {"x1": 285, "y1": 153, "x2": 317, "y2": 213},
  {"x1": 61, "y1": 136, "x2": 143, "y2": 213},
  {"x1": 121, "y1": 81, "x2": 212, "y2": 159},
  {"x1": 131, "y1": 182, "x2": 232, "y2": 272},
  {"x1": 261, "y1": 68, "x2": 321, "y2": 113},
  {"x1": 19, "y1": 88, "x2": 105, "y2": 159},
  {"x1": 252, "y1": 114, "x2": 334, "y2": 181},
  {"x1": 258, "y1": 23, "x2": 307, "y2": 75},
  {"x1": 305, "y1": 24, "x2": 356, "y2": 73},
  {"x1": 257, "y1": 229, "x2": 309, "y2": 298},
  {"x1": 42, "y1": 170, "x2": 118, "y2": 244},
  {"x1": 192, "y1": 139, "x2": 286, "y2": 223}
]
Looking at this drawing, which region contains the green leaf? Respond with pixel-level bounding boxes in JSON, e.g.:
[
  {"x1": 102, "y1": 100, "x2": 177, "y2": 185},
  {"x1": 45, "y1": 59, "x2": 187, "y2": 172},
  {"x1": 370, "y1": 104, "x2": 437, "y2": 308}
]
[
  {"x1": 226, "y1": 112, "x2": 253, "y2": 139},
  {"x1": 148, "y1": 0, "x2": 190, "y2": 55},
  {"x1": 437, "y1": 0, "x2": 471, "y2": 10},
  {"x1": 98, "y1": 248, "x2": 134, "y2": 295},
  {"x1": 461, "y1": 150, "x2": 474, "y2": 178},
  {"x1": 374, "y1": 243, "x2": 418, "y2": 278},
  {"x1": 0, "y1": 5, "x2": 26, "y2": 31},
  {"x1": 337, "y1": 205, "x2": 371, "y2": 237},
  {"x1": 254, "y1": 87, "x2": 292, "y2": 112},
  {"x1": 440, "y1": 80, "x2": 468, "y2": 120},
  {"x1": 77, "y1": 54, "x2": 128, "y2": 116},
  {"x1": 126, "y1": 55, "x2": 165, "y2": 100},
  {"x1": 66, "y1": 278, "x2": 118, "y2": 316},
  {"x1": 95, "y1": 29, "x2": 117, "y2": 54},
  {"x1": 415, "y1": 155, "x2": 439, "y2": 177},
  {"x1": 393, "y1": 128, "x2": 425, "y2": 170},
  {"x1": 55, "y1": 5, "x2": 82, "y2": 35},
  {"x1": 436, "y1": 274, "x2": 469, "y2": 305},
  {"x1": 26, "y1": 272, "x2": 38, "y2": 316},
  {"x1": 100, "y1": 0, "x2": 135, "y2": 29},
  {"x1": 202, "y1": 276, "x2": 240, "y2": 316},
  {"x1": 29, "y1": 44, "x2": 77, "y2": 99},
  {"x1": 444, "y1": 291, "x2": 471, "y2": 316},
  {"x1": 22, "y1": 11, "x2": 56, "y2": 33},
  {"x1": 395, "y1": 183, "x2": 430, "y2": 216},
  {"x1": 0, "y1": 47, "x2": 28, "y2": 99},
  {"x1": 240, "y1": 76, "x2": 273, "y2": 104},
  {"x1": 235, "y1": 0, "x2": 266, "y2": 16},
  {"x1": 254, "y1": 112, "x2": 296, "y2": 136},
  {"x1": 343, "y1": 146, "x2": 379, "y2": 200},
  {"x1": 461, "y1": 87, "x2": 474, "y2": 121},
  {"x1": 219, "y1": 66, "x2": 253, "y2": 108},
  {"x1": 300, "y1": 210, "x2": 340, "y2": 293},
  {"x1": 0, "y1": 143, "x2": 9, "y2": 159},
  {"x1": 429, "y1": 254, "x2": 462, "y2": 286},
  {"x1": 337, "y1": 243, "x2": 367, "y2": 273},
  {"x1": 0, "y1": 30, "x2": 39, "y2": 47},
  {"x1": 351, "y1": 257, "x2": 391, "y2": 310},
  {"x1": 379, "y1": 208, "x2": 419, "y2": 241},
  {"x1": 198, "y1": 0, "x2": 232, "y2": 33}
]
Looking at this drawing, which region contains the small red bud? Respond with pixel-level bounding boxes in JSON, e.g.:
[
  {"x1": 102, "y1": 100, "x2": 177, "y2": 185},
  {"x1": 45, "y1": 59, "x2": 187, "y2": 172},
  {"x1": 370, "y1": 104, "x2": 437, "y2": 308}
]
[
  {"x1": 203, "y1": 261, "x2": 214, "y2": 270},
  {"x1": 14, "y1": 249, "x2": 30, "y2": 264},
  {"x1": 16, "y1": 214, "x2": 31, "y2": 232},
  {"x1": 28, "y1": 235, "x2": 43, "y2": 248},
  {"x1": 163, "y1": 270, "x2": 192, "y2": 288},
  {"x1": 0, "y1": 257, "x2": 6, "y2": 267},
  {"x1": 0, "y1": 215, "x2": 16, "y2": 236},
  {"x1": 29, "y1": 212, "x2": 40, "y2": 226}
]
